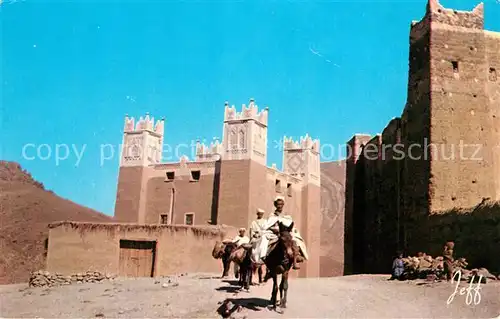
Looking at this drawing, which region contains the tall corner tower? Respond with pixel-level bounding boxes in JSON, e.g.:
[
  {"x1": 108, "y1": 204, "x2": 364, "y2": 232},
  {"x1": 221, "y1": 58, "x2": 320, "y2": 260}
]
[
  {"x1": 114, "y1": 113, "x2": 165, "y2": 223},
  {"x1": 401, "y1": 0, "x2": 494, "y2": 253},
  {"x1": 425, "y1": 0, "x2": 494, "y2": 212},
  {"x1": 283, "y1": 135, "x2": 321, "y2": 277},
  {"x1": 217, "y1": 99, "x2": 269, "y2": 228}
]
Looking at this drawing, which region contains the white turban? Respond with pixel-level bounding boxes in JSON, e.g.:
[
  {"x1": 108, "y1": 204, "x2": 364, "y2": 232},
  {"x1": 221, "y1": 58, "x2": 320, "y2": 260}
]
[
  {"x1": 257, "y1": 208, "x2": 265, "y2": 214},
  {"x1": 274, "y1": 195, "x2": 285, "y2": 202}
]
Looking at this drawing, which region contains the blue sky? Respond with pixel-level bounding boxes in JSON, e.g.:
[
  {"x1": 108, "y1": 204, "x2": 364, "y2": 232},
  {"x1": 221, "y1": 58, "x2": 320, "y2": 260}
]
[{"x1": 1, "y1": 0, "x2": 499, "y2": 215}]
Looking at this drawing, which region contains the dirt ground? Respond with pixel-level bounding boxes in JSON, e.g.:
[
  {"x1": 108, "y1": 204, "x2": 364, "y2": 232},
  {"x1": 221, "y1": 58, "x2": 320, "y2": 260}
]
[{"x1": 1, "y1": 273, "x2": 499, "y2": 318}]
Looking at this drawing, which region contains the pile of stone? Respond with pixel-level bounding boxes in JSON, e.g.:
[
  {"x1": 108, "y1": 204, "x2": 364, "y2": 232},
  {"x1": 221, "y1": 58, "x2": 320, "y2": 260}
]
[
  {"x1": 29, "y1": 270, "x2": 117, "y2": 287},
  {"x1": 400, "y1": 254, "x2": 498, "y2": 282}
]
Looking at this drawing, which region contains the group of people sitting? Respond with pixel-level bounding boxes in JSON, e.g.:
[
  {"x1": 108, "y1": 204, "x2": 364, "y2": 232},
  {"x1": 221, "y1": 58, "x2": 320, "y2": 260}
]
[
  {"x1": 390, "y1": 241, "x2": 457, "y2": 281},
  {"x1": 226, "y1": 196, "x2": 309, "y2": 271}
]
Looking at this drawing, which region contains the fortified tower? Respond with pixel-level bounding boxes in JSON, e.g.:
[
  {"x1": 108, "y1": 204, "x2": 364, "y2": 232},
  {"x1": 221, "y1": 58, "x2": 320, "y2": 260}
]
[
  {"x1": 114, "y1": 114, "x2": 165, "y2": 222},
  {"x1": 403, "y1": 0, "x2": 496, "y2": 217},
  {"x1": 216, "y1": 99, "x2": 270, "y2": 227},
  {"x1": 344, "y1": 0, "x2": 500, "y2": 273},
  {"x1": 283, "y1": 135, "x2": 321, "y2": 277}
]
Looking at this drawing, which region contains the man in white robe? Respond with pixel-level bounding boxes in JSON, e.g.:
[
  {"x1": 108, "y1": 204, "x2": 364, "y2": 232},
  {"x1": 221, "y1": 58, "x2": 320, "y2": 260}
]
[
  {"x1": 253, "y1": 196, "x2": 308, "y2": 269},
  {"x1": 250, "y1": 208, "x2": 267, "y2": 240},
  {"x1": 232, "y1": 228, "x2": 250, "y2": 246},
  {"x1": 230, "y1": 228, "x2": 250, "y2": 278},
  {"x1": 249, "y1": 209, "x2": 267, "y2": 284}
]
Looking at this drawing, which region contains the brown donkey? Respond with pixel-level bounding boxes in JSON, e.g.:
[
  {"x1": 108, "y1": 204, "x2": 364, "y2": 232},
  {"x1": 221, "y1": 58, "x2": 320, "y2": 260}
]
[
  {"x1": 264, "y1": 221, "x2": 295, "y2": 310},
  {"x1": 212, "y1": 241, "x2": 238, "y2": 278}
]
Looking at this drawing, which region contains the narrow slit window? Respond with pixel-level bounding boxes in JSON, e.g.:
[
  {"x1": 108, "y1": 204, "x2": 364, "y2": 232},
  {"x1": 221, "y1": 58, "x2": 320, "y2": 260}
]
[
  {"x1": 452, "y1": 61, "x2": 459, "y2": 73},
  {"x1": 287, "y1": 183, "x2": 292, "y2": 197}
]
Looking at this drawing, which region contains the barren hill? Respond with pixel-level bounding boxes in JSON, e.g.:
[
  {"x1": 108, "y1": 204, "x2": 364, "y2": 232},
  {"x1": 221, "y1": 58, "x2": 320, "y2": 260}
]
[{"x1": 0, "y1": 161, "x2": 113, "y2": 284}]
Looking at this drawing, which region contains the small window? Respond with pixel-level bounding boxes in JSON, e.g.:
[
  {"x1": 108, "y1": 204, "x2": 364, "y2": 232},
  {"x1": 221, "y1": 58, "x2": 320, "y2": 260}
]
[
  {"x1": 452, "y1": 61, "x2": 459, "y2": 73},
  {"x1": 166, "y1": 171, "x2": 175, "y2": 180},
  {"x1": 489, "y1": 67, "x2": 497, "y2": 82},
  {"x1": 160, "y1": 214, "x2": 169, "y2": 224},
  {"x1": 275, "y1": 179, "x2": 281, "y2": 193},
  {"x1": 287, "y1": 183, "x2": 292, "y2": 197},
  {"x1": 191, "y1": 170, "x2": 201, "y2": 181},
  {"x1": 185, "y1": 213, "x2": 194, "y2": 225}
]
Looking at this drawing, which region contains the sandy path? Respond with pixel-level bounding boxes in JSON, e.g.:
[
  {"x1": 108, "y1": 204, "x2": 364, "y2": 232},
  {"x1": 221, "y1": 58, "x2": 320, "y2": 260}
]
[{"x1": 1, "y1": 273, "x2": 499, "y2": 318}]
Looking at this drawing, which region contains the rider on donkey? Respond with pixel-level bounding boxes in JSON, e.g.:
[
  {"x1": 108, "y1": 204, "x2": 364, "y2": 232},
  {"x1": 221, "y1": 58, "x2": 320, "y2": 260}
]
[{"x1": 252, "y1": 196, "x2": 308, "y2": 270}]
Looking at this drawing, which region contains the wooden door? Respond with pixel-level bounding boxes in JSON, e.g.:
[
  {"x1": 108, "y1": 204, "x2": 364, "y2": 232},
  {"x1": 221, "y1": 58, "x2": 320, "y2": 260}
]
[{"x1": 119, "y1": 240, "x2": 156, "y2": 277}]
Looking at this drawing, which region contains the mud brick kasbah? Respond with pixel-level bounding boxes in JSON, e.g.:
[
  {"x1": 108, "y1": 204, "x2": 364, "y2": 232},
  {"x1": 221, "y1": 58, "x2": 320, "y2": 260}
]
[
  {"x1": 46, "y1": 0, "x2": 499, "y2": 278},
  {"x1": 47, "y1": 97, "x2": 340, "y2": 278},
  {"x1": 344, "y1": 0, "x2": 500, "y2": 275},
  {"x1": 110, "y1": 98, "x2": 324, "y2": 279}
]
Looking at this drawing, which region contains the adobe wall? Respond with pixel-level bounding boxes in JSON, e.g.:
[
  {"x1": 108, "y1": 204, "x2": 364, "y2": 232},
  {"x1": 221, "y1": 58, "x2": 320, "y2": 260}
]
[
  {"x1": 144, "y1": 162, "x2": 217, "y2": 225},
  {"x1": 345, "y1": 1, "x2": 500, "y2": 274},
  {"x1": 343, "y1": 134, "x2": 371, "y2": 274},
  {"x1": 319, "y1": 160, "x2": 345, "y2": 277},
  {"x1": 299, "y1": 183, "x2": 321, "y2": 278},
  {"x1": 428, "y1": 18, "x2": 496, "y2": 213},
  {"x1": 360, "y1": 135, "x2": 383, "y2": 272},
  {"x1": 426, "y1": 202, "x2": 500, "y2": 275},
  {"x1": 378, "y1": 119, "x2": 403, "y2": 268},
  {"x1": 114, "y1": 167, "x2": 145, "y2": 223},
  {"x1": 400, "y1": 13, "x2": 432, "y2": 253},
  {"x1": 485, "y1": 31, "x2": 500, "y2": 199},
  {"x1": 46, "y1": 222, "x2": 238, "y2": 276},
  {"x1": 216, "y1": 160, "x2": 252, "y2": 228}
]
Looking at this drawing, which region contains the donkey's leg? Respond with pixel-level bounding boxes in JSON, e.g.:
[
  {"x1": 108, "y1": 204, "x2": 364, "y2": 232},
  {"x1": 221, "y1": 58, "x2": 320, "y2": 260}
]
[
  {"x1": 222, "y1": 259, "x2": 230, "y2": 278},
  {"x1": 234, "y1": 263, "x2": 239, "y2": 279},
  {"x1": 270, "y1": 273, "x2": 278, "y2": 308},
  {"x1": 278, "y1": 273, "x2": 284, "y2": 305},
  {"x1": 243, "y1": 264, "x2": 250, "y2": 290},
  {"x1": 279, "y1": 271, "x2": 289, "y2": 308}
]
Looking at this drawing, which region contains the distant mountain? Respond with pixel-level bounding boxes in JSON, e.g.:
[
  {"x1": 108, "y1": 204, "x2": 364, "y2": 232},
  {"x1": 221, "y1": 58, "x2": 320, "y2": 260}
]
[{"x1": 0, "y1": 161, "x2": 113, "y2": 284}]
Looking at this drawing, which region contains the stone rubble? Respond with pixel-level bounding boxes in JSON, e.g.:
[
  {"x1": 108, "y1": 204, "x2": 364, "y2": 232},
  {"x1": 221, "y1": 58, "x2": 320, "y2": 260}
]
[{"x1": 29, "y1": 270, "x2": 117, "y2": 288}]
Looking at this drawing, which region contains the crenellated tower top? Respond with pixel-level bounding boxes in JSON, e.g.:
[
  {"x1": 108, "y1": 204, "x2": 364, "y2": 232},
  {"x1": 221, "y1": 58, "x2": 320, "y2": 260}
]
[
  {"x1": 120, "y1": 113, "x2": 165, "y2": 167},
  {"x1": 124, "y1": 113, "x2": 165, "y2": 136},
  {"x1": 283, "y1": 134, "x2": 320, "y2": 153},
  {"x1": 282, "y1": 134, "x2": 321, "y2": 186},
  {"x1": 410, "y1": 0, "x2": 484, "y2": 37},
  {"x1": 196, "y1": 139, "x2": 224, "y2": 161},
  {"x1": 224, "y1": 98, "x2": 269, "y2": 127},
  {"x1": 221, "y1": 98, "x2": 268, "y2": 164}
]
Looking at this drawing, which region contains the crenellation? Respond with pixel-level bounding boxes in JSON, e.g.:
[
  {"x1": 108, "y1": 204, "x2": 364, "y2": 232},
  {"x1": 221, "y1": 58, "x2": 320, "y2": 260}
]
[
  {"x1": 124, "y1": 114, "x2": 165, "y2": 136},
  {"x1": 195, "y1": 139, "x2": 224, "y2": 161},
  {"x1": 283, "y1": 134, "x2": 320, "y2": 152},
  {"x1": 124, "y1": 115, "x2": 135, "y2": 132},
  {"x1": 224, "y1": 99, "x2": 268, "y2": 126},
  {"x1": 426, "y1": 0, "x2": 484, "y2": 29}
]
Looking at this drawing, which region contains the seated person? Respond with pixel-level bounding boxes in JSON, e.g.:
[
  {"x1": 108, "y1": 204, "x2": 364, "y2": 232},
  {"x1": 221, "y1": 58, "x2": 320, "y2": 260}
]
[{"x1": 390, "y1": 252, "x2": 405, "y2": 280}]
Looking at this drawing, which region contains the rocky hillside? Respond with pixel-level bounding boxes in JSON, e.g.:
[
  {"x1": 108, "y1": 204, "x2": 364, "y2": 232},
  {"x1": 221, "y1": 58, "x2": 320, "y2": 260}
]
[{"x1": 0, "y1": 161, "x2": 113, "y2": 284}]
